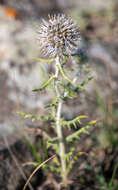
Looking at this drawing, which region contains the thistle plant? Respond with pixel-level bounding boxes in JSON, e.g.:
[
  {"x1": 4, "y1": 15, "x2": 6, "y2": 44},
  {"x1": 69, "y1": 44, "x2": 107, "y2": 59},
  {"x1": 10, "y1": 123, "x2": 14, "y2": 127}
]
[{"x1": 18, "y1": 14, "x2": 96, "y2": 184}]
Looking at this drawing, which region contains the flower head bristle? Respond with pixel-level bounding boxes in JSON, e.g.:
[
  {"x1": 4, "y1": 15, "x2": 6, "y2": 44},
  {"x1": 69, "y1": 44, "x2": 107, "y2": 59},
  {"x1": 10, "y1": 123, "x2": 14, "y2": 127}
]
[{"x1": 38, "y1": 14, "x2": 80, "y2": 58}]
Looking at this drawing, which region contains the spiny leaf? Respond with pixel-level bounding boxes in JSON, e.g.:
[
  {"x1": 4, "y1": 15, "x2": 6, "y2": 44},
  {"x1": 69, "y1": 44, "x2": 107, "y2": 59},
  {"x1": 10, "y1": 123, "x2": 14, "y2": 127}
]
[
  {"x1": 78, "y1": 115, "x2": 88, "y2": 119},
  {"x1": 23, "y1": 162, "x2": 39, "y2": 167},
  {"x1": 32, "y1": 75, "x2": 55, "y2": 92},
  {"x1": 65, "y1": 118, "x2": 97, "y2": 143},
  {"x1": 88, "y1": 120, "x2": 97, "y2": 125},
  {"x1": 57, "y1": 64, "x2": 75, "y2": 85},
  {"x1": 39, "y1": 64, "x2": 54, "y2": 90},
  {"x1": 39, "y1": 64, "x2": 47, "y2": 82},
  {"x1": 52, "y1": 157, "x2": 60, "y2": 166},
  {"x1": 61, "y1": 115, "x2": 87, "y2": 128},
  {"x1": 81, "y1": 76, "x2": 93, "y2": 87},
  {"x1": 57, "y1": 65, "x2": 86, "y2": 93},
  {"x1": 66, "y1": 125, "x2": 90, "y2": 143},
  {"x1": 36, "y1": 57, "x2": 55, "y2": 63},
  {"x1": 65, "y1": 152, "x2": 73, "y2": 162},
  {"x1": 71, "y1": 152, "x2": 88, "y2": 164},
  {"x1": 74, "y1": 76, "x2": 93, "y2": 93},
  {"x1": 17, "y1": 111, "x2": 53, "y2": 121},
  {"x1": 45, "y1": 98, "x2": 59, "y2": 108},
  {"x1": 48, "y1": 137, "x2": 61, "y2": 144},
  {"x1": 47, "y1": 141, "x2": 59, "y2": 154},
  {"x1": 72, "y1": 121, "x2": 77, "y2": 128},
  {"x1": 58, "y1": 82, "x2": 76, "y2": 97},
  {"x1": 76, "y1": 84, "x2": 85, "y2": 90}
]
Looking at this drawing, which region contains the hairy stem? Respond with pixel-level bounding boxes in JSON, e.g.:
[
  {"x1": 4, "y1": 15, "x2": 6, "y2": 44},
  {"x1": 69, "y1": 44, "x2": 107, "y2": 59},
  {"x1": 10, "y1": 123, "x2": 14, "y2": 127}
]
[{"x1": 55, "y1": 56, "x2": 67, "y2": 181}]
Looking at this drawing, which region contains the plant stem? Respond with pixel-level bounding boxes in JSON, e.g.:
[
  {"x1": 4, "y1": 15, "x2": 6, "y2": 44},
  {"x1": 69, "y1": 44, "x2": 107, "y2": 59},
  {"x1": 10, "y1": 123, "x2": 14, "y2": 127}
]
[{"x1": 55, "y1": 56, "x2": 67, "y2": 182}]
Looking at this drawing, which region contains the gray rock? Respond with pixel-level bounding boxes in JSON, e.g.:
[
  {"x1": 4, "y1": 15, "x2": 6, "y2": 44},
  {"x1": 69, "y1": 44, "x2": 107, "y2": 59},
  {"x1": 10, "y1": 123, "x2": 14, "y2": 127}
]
[{"x1": 0, "y1": 9, "x2": 52, "y2": 136}]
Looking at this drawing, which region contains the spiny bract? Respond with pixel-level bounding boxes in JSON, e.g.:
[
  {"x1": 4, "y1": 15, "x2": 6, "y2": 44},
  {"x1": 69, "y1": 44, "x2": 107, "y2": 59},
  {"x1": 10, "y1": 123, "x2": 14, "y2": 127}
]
[{"x1": 38, "y1": 14, "x2": 80, "y2": 58}]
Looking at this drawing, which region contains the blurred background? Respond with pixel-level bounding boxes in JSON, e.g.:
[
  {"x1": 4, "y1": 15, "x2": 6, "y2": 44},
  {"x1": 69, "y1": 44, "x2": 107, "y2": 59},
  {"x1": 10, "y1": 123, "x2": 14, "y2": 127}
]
[{"x1": 0, "y1": 0, "x2": 118, "y2": 189}]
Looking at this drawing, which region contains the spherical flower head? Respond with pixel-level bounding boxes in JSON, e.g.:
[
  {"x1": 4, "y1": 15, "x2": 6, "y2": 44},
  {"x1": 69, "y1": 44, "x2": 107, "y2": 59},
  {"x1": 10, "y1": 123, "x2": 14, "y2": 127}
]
[{"x1": 38, "y1": 14, "x2": 80, "y2": 58}]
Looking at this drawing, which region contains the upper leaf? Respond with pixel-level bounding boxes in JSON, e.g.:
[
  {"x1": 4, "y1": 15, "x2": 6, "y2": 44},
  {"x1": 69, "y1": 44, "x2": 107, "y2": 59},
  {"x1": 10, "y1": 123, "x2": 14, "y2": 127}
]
[{"x1": 36, "y1": 57, "x2": 55, "y2": 63}]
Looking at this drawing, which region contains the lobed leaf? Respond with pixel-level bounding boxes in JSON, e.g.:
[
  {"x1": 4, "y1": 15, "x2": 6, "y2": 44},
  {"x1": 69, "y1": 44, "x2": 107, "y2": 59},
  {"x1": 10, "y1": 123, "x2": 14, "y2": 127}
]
[
  {"x1": 17, "y1": 111, "x2": 53, "y2": 121},
  {"x1": 57, "y1": 64, "x2": 75, "y2": 85},
  {"x1": 58, "y1": 81, "x2": 76, "y2": 98},
  {"x1": 81, "y1": 76, "x2": 93, "y2": 87},
  {"x1": 32, "y1": 75, "x2": 55, "y2": 92},
  {"x1": 88, "y1": 120, "x2": 97, "y2": 125},
  {"x1": 65, "y1": 118, "x2": 97, "y2": 143},
  {"x1": 23, "y1": 162, "x2": 39, "y2": 167},
  {"x1": 61, "y1": 115, "x2": 87, "y2": 129},
  {"x1": 48, "y1": 137, "x2": 60, "y2": 144},
  {"x1": 65, "y1": 125, "x2": 90, "y2": 143}
]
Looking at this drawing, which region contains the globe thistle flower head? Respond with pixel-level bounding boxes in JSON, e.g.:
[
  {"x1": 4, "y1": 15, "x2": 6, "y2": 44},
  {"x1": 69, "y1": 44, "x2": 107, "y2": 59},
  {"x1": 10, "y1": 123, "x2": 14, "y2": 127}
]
[{"x1": 38, "y1": 14, "x2": 80, "y2": 58}]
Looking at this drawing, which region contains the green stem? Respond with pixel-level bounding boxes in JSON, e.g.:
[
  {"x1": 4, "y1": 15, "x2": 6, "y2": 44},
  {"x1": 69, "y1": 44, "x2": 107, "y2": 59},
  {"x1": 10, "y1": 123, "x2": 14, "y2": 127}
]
[
  {"x1": 57, "y1": 64, "x2": 75, "y2": 85},
  {"x1": 55, "y1": 56, "x2": 67, "y2": 182}
]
